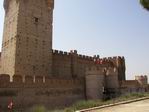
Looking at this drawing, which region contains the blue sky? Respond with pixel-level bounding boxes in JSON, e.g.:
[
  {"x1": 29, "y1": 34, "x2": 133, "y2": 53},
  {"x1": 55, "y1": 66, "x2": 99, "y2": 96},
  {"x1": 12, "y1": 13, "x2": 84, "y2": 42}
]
[{"x1": 0, "y1": 0, "x2": 149, "y2": 80}]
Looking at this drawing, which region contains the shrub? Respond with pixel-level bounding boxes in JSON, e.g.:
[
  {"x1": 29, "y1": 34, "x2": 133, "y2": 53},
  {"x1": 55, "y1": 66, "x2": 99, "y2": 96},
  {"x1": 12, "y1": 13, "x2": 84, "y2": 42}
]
[
  {"x1": 31, "y1": 106, "x2": 47, "y2": 112},
  {"x1": 71, "y1": 100, "x2": 103, "y2": 111}
]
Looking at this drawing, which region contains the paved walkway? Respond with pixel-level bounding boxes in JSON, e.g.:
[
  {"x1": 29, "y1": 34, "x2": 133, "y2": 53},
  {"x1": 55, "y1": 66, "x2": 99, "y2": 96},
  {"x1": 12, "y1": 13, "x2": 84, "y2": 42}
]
[{"x1": 92, "y1": 99, "x2": 149, "y2": 112}]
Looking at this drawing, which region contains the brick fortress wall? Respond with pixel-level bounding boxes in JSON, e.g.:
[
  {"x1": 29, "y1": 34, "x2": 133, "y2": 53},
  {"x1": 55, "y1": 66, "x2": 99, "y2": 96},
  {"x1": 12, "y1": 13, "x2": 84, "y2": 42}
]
[
  {"x1": 0, "y1": 50, "x2": 126, "y2": 109},
  {"x1": 0, "y1": 74, "x2": 85, "y2": 110},
  {"x1": 0, "y1": 0, "x2": 126, "y2": 110},
  {"x1": 52, "y1": 49, "x2": 126, "y2": 81}
]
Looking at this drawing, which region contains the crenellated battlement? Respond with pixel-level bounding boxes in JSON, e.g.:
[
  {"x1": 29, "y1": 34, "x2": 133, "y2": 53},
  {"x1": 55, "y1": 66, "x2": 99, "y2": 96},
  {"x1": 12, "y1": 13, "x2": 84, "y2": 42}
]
[
  {"x1": 93, "y1": 56, "x2": 125, "y2": 66},
  {"x1": 101, "y1": 56, "x2": 125, "y2": 62},
  {"x1": 4, "y1": 0, "x2": 54, "y2": 11},
  {"x1": 78, "y1": 54, "x2": 93, "y2": 61},
  {"x1": 52, "y1": 49, "x2": 94, "y2": 61},
  {"x1": 52, "y1": 49, "x2": 125, "y2": 63},
  {"x1": 0, "y1": 74, "x2": 84, "y2": 88},
  {"x1": 0, "y1": 74, "x2": 85, "y2": 109},
  {"x1": 52, "y1": 49, "x2": 71, "y2": 56}
]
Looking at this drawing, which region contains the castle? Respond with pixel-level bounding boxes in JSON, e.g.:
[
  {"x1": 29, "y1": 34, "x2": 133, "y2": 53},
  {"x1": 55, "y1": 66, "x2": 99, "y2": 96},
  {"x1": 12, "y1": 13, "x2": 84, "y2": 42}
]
[{"x1": 0, "y1": 0, "x2": 148, "y2": 110}]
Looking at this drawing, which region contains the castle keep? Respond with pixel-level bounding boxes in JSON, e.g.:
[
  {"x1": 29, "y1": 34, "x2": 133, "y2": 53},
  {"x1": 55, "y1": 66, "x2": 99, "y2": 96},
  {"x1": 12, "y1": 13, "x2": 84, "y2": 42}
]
[
  {"x1": 0, "y1": 0, "x2": 148, "y2": 110},
  {"x1": 1, "y1": 0, "x2": 54, "y2": 77}
]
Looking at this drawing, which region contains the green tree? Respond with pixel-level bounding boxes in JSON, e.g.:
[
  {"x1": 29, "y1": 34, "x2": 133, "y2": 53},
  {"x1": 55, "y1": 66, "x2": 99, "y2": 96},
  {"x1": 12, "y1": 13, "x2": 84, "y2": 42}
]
[{"x1": 140, "y1": 0, "x2": 149, "y2": 11}]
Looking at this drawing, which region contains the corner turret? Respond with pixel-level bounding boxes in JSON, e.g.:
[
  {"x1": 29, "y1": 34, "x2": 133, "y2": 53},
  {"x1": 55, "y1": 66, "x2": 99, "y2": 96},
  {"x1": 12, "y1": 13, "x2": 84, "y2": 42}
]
[{"x1": 135, "y1": 75, "x2": 148, "y2": 86}]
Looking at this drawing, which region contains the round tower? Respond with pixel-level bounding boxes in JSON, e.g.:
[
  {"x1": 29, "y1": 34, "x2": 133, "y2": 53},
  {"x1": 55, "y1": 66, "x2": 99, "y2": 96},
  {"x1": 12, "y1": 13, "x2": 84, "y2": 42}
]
[
  {"x1": 105, "y1": 67, "x2": 119, "y2": 89},
  {"x1": 85, "y1": 66, "x2": 105, "y2": 100},
  {"x1": 116, "y1": 56, "x2": 126, "y2": 81}
]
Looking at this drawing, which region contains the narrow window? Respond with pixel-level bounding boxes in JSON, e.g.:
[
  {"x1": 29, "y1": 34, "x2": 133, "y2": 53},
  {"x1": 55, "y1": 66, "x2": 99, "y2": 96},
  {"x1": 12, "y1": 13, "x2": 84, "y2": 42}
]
[{"x1": 34, "y1": 17, "x2": 39, "y2": 23}]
